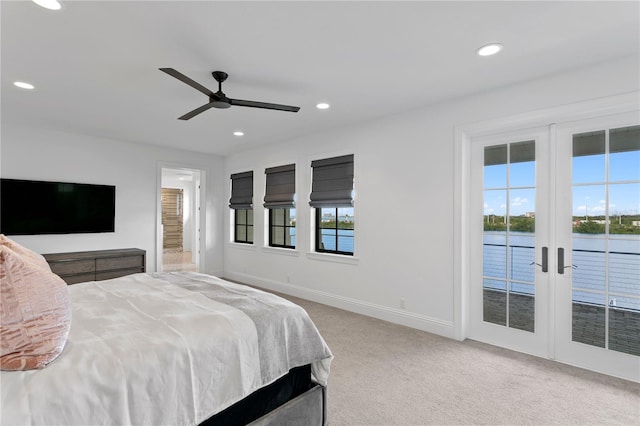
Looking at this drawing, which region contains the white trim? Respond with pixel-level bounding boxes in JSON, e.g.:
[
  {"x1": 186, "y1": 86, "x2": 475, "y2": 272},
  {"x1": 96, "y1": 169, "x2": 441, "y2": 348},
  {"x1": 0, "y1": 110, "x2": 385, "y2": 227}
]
[
  {"x1": 227, "y1": 242, "x2": 257, "y2": 252},
  {"x1": 224, "y1": 271, "x2": 456, "y2": 339},
  {"x1": 261, "y1": 246, "x2": 301, "y2": 257},
  {"x1": 305, "y1": 251, "x2": 360, "y2": 265}
]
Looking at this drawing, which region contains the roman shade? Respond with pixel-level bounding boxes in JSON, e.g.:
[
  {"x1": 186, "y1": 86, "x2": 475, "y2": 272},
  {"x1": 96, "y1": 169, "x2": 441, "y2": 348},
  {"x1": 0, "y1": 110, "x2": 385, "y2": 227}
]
[
  {"x1": 309, "y1": 154, "x2": 354, "y2": 208},
  {"x1": 264, "y1": 164, "x2": 295, "y2": 208},
  {"x1": 229, "y1": 171, "x2": 253, "y2": 210}
]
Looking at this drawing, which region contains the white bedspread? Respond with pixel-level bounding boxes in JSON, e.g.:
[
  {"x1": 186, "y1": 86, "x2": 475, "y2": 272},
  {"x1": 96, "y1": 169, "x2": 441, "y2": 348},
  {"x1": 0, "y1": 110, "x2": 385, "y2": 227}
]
[{"x1": 0, "y1": 272, "x2": 332, "y2": 426}]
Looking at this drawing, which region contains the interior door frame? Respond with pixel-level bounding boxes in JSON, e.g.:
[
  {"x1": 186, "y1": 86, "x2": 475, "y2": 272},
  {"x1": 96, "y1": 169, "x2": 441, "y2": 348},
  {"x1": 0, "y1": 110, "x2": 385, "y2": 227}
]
[
  {"x1": 454, "y1": 92, "x2": 639, "y2": 366},
  {"x1": 156, "y1": 162, "x2": 209, "y2": 273}
]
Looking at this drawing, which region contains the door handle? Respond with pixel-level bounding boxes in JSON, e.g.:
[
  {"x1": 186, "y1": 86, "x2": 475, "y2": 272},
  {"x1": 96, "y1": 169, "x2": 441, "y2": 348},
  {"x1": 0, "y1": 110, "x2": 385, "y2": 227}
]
[
  {"x1": 530, "y1": 246, "x2": 548, "y2": 272},
  {"x1": 557, "y1": 248, "x2": 577, "y2": 274}
]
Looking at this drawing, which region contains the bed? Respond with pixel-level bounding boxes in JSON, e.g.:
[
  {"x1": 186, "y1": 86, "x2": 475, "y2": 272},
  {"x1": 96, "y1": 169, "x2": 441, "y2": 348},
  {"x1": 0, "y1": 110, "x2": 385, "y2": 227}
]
[{"x1": 0, "y1": 270, "x2": 333, "y2": 425}]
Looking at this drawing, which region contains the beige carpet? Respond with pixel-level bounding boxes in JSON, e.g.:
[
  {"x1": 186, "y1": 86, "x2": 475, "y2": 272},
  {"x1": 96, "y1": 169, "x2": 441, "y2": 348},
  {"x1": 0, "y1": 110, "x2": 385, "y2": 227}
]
[{"x1": 260, "y1": 289, "x2": 640, "y2": 425}]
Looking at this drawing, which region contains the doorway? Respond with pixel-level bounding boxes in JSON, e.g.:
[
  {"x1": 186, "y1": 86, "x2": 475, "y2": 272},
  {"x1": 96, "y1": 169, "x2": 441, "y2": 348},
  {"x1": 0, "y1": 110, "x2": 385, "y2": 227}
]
[
  {"x1": 159, "y1": 167, "x2": 204, "y2": 273},
  {"x1": 465, "y1": 109, "x2": 639, "y2": 382}
]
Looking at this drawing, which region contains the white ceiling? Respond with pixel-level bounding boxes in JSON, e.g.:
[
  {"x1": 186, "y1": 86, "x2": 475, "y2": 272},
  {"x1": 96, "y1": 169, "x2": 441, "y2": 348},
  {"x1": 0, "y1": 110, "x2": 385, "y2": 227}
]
[{"x1": 2, "y1": 1, "x2": 638, "y2": 156}]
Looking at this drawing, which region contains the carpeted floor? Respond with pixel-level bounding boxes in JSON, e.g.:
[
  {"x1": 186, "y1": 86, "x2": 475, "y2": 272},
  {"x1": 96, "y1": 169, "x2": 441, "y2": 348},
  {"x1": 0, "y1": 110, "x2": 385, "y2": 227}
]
[{"x1": 269, "y1": 290, "x2": 640, "y2": 425}]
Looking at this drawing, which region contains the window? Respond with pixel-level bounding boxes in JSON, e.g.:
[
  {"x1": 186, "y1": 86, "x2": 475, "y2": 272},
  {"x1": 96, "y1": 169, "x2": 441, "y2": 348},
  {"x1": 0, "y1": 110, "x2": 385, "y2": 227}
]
[
  {"x1": 269, "y1": 208, "x2": 296, "y2": 248},
  {"x1": 310, "y1": 154, "x2": 354, "y2": 255},
  {"x1": 316, "y1": 207, "x2": 354, "y2": 255},
  {"x1": 235, "y1": 209, "x2": 254, "y2": 244},
  {"x1": 229, "y1": 171, "x2": 253, "y2": 244},
  {"x1": 264, "y1": 164, "x2": 296, "y2": 248}
]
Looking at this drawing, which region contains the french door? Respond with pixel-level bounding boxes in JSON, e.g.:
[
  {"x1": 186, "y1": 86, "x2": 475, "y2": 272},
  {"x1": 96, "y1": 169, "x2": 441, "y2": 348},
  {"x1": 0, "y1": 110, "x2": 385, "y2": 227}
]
[{"x1": 469, "y1": 113, "x2": 640, "y2": 382}]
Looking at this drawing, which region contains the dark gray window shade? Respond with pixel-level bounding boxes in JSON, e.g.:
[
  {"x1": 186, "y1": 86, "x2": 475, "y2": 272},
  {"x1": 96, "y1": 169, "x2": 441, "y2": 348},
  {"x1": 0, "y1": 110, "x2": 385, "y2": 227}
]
[
  {"x1": 229, "y1": 171, "x2": 253, "y2": 210},
  {"x1": 309, "y1": 154, "x2": 354, "y2": 208},
  {"x1": 264, "y1": 164, "x2": 295, "y2": 208}
]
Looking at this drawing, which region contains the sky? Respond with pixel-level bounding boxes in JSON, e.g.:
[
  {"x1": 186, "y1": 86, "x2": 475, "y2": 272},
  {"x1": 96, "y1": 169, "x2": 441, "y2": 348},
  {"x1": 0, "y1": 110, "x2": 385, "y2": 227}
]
[{"x1": 484, "y1": 148, "x2": 639, "y2": 217}]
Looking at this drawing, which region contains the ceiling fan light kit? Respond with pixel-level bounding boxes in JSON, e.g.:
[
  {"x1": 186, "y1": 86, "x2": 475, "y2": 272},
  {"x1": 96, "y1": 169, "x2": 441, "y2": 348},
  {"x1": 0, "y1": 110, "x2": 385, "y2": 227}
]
[{"x1": 159, "y1": 68, "x2": 300, "y2": 120}]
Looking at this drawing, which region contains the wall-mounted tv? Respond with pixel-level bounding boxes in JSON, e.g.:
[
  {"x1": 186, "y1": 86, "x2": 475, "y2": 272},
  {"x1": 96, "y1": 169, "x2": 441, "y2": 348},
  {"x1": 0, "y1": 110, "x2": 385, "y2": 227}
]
[{"x1": 0, "y1": 178, "x2": 115, "y2": 235}]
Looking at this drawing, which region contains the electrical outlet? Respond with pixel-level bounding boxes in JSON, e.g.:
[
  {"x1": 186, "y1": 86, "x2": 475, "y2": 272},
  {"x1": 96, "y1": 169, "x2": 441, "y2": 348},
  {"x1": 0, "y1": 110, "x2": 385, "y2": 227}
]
[{"x1": 286, "y1": 274, "x2": 291, "y2": 283}]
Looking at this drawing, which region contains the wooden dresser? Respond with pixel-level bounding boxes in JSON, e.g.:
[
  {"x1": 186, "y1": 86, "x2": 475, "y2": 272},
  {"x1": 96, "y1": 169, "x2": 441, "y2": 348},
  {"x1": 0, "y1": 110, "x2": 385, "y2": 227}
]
[{"x1": 43, "y1": 248, "x2": 146, "y2": 285}]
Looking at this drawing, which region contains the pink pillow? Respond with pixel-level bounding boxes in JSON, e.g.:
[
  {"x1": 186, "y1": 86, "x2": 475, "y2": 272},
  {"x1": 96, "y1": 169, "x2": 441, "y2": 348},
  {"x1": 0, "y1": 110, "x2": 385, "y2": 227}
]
[
  {"x1": 0, "y1": 246, "x2": 71, "y2": 370},
  {"x1": 0, "y1": 234, "x2": 51, "y2": 272}
]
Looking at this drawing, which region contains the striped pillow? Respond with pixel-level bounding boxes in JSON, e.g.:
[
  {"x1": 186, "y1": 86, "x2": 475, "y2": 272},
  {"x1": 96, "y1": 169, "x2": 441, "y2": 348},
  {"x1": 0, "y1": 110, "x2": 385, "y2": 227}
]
[{"x1": 0, "y1": 246, "x2": 71, "y2": 370}]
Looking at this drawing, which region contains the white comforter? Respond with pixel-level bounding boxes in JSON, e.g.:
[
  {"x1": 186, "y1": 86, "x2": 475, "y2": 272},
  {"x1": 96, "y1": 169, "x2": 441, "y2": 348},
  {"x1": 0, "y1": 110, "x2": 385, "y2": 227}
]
[{"x1": 0, "y1": 272, "x2": 332, "y2": 426}]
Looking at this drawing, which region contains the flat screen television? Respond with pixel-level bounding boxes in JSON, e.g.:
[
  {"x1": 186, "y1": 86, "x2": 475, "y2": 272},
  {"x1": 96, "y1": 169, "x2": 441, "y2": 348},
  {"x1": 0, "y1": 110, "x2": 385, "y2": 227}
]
[{"x1": 0, "y1": 178, "x2": 115, "y2": 235}]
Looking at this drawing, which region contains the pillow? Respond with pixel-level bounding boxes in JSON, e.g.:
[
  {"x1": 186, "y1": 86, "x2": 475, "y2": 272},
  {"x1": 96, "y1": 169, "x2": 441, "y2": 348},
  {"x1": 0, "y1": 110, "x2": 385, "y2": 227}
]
[
  {"x1": 0, "y1": 234, "x2": 51, "y2": 272},
  {"x1": 0, "y1": 246, "x2": 71, "y2": 370}
]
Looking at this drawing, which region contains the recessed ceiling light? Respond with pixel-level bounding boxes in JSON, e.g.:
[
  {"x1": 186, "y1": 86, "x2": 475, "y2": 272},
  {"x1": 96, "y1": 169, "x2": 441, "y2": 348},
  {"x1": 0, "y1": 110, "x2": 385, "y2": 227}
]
[
  {"x1": 14, "y1": 81, "x2": 35, "y2": 90},
  {"x1": 316, "y1": 103, "x2": 330, "y2": 110},
  {"x1": 477, "y1": 43, "x2": 503, "y2": 57},
  {"x1": 32, "y1": 0, "x2": 62, "y2": 10},
  {"x1": 233, "y1": 131, "x2": 244, "y2": 136}
]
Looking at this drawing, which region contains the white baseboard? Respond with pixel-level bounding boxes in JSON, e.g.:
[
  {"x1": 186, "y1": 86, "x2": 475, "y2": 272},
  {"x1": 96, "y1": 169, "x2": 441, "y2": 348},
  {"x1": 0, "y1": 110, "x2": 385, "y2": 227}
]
[{"x1": 224, "y1": 271, "x2": 457, "y2": 340}]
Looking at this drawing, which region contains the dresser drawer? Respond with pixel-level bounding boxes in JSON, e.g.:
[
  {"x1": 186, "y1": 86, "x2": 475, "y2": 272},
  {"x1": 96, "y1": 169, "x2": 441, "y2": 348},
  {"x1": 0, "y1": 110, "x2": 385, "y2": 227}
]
[
  {"x1": 49, "y1": 259, "x2": 95, "y2": 276},
  {"x1": 62, "y1": 273, "x2": 96, "y2": 285},
  {"x1": 96, "y1": 255, "x2": 144, "y2": 272},
  {"x1": 96, "y1": 268, "x2": 143, "y2": 281}
]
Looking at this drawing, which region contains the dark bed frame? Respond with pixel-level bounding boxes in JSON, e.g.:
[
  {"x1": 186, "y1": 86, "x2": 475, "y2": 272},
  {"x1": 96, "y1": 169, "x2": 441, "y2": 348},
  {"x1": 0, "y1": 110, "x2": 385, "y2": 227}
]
[{"x1": 199, "y1": 365, "x2": 327, "y2": 426}]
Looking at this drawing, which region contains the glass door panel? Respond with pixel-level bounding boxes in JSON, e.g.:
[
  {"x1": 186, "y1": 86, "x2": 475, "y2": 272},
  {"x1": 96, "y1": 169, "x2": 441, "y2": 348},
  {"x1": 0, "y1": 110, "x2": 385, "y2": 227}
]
[
  {"x1": 556, "y1": 114, "x2": 639, "y2": 381},
  {"x1": 482, "y1": 140, "x2": 537, "y2": 332},
  {"x1": 570, "y1": 125, "x2": 640, "y2": 356},
  {"x1": 470, "y1": 128, "x2": 549, "y2": 358}
]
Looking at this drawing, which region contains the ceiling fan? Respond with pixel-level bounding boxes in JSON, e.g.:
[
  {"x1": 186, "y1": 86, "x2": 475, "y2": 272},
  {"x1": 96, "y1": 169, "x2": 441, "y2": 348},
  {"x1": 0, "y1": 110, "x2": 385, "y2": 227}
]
[{"x1": 159, "y1": 68, "x2": 300, "y2": 120}]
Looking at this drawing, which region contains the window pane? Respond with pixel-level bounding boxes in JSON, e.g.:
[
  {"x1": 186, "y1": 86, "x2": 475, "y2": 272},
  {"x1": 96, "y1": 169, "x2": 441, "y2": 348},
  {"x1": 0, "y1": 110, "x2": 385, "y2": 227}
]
[
  {"x1": 573, "y1": 185, "x2": 606, "y2": 234},
  {"x1": 272, "y1": 208, "x2": 284, "y2": 226},
  {"x1": 320, "y1": 229, "x2": 336, "y2": 250},
  {"x1": 572, "y1": 290, "x2": 605, "y2": 348},
  {"x1": 609, "y1": 183, "x2": 640, "y2": 235},
  {"x1": 247, "y1": 225, "x2": 253, "y2": 242},
  {"x1": 236, "y1": 210, "x2": 246, "y2": 225},
  {"x1": 483, "y1": 232, "x2": 506, "y2": 279},
  {"x1": 247, "y1": 209, "x2": 254, "y2": 226},
  {"x1": 610, "y1": 125, "x2": 640, "y2": 182},
  {"x1": 483, "y1": 279, "x2": 506, "y2": 326},
  {"x1": 609, "y1": 296, "x2": 640, "y2": 356},
  {"x1": 236, "y1": 225, "x2": 246, "y2": 241},
  {"x1": 337, "y1": 229, "x2": 354, "y2": 253},
  {"x1": 573, "y1": 130, "x2": 605, "y2": 183},
  {"x1": 272, "y1": 226, "x2": 284, "y2": 245},
  {"x1": 484, "y1": 190, "x2": 507, "y2": 231},
  {"x1": 338, "y1": 207, "x2": 354, "y2": 230},
  {"x1": 508, "y1": 188, "x2": 535, "y2": 232},
  {"x1": 609, "y1": 250, "x2": 640, "y2": 295},
  {"x1": 509, "y1": 140, "x2": 535, "y2": 187},
  {"x1": 319, "y1": 208, "x2": 335, "y2": 229},
  {"x1": 509, "y1": 282, "x2": 535, "y2": 332},
  {"x1": 572, "y1": 238, "x2": 606, "y2": 292},
  {"x1": 484, "y1": 144, "x2": 507, "y2": 188},
  {"x1": 509, "y1": 235, "x2": 535, "y2": 283}
]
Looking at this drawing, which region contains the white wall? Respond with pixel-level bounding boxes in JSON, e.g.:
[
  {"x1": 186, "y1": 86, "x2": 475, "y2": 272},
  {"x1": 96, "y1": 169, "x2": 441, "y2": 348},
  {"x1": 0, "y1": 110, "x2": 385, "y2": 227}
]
[
  {"x1": 223, "y1": 56, "x2": 640, "y2": 339},
  {"x1": 1, "y1": 125, "x2": 226, "y2": 275}
]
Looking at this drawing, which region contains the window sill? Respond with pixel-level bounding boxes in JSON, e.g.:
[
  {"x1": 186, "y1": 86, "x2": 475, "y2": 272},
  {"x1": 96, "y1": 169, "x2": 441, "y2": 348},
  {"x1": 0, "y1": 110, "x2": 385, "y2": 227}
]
[
  {"x1": 262, "y1": 246, "x2": 300, "y2": 257},
  {"x1": 306, "y1": 252, "x2": 360, "y2": 265},
  {"x1": 227, "y1": 242, "x2": 257, "y2": 251}
]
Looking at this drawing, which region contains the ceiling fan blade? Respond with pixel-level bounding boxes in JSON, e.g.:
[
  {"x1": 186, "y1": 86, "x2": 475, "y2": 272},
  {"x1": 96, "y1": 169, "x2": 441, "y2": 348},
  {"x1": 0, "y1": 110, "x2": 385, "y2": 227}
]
[
  {"x1": 159, "y1": 68, "x2": 215, "y2": 98},
  {"x1": 229, "y1": 98, "x2": 300, "y2": 113},
  {"x1": 178, "y1": 102, "x2": 216, "y2": 120}
]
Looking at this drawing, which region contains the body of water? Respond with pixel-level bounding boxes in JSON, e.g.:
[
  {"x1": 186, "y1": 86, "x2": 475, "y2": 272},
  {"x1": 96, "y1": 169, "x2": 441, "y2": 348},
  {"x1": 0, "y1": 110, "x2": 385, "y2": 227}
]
[{"x1": 483, "y1": 231, "x2": 640, "y2": 310}]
